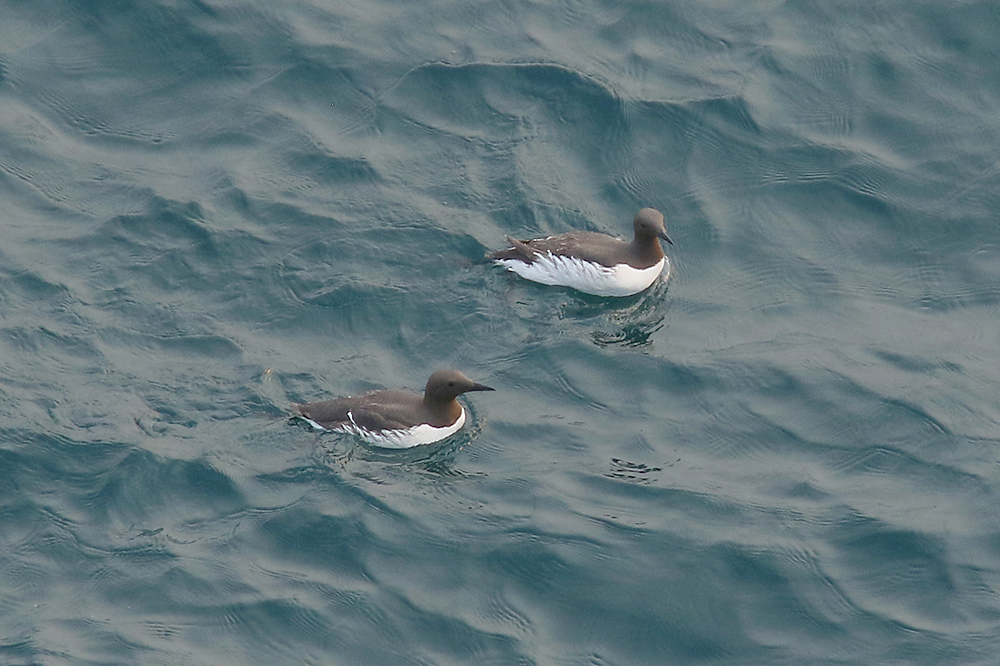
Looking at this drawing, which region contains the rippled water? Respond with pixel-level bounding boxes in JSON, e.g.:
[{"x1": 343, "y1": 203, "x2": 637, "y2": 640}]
[{"x1": 2, "y1": 0, "x2": 1000, "y2": 664}]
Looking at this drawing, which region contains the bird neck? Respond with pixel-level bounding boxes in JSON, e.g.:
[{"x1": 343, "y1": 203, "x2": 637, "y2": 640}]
[
  {"x1": 423, "y1": 397, "x2": 463, "y2": 426},
  {"x1": 631, "y1": 235, "x2": 665, "y2": 264}
]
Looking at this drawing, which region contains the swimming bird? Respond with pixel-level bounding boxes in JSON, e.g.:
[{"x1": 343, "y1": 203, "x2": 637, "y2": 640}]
[
  {"x1": 489, "y1": 208, "x2": 673, "y2": 297},
  {"x1": 292, "y1": 370, "x2": 494, "y2": 448}
]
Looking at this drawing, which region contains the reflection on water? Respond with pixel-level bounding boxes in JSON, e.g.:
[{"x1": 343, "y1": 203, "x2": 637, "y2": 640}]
[
  {"x1": 565, "y1": 277, "x2": 673, "y2": 347},
  {"x1": 606, "y1": 457, "x2": 666, "y2": 485}
]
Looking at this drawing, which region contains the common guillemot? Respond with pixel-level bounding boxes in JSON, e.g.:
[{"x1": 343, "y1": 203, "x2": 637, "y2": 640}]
[
  {"x1": 489, "y1": 208, "x2": 673, "y2": 297},
  {"x1": 292, "y1": 370, "x2": 494, "y2": 448}
]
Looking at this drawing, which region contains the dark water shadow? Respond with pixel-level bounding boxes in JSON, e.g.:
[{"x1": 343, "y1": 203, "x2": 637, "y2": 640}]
[{"x1": 554, "y1": 276, "x2": 673, "y2": 348}]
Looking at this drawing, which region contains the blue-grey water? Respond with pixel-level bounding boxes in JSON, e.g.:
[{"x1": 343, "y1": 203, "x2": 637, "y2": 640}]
[{"x1": 2, "y1": 0, "x2": 999, "y2": 664}]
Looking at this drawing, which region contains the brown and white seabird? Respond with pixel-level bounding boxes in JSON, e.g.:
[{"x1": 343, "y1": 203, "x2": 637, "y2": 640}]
[
  {"x1": 489, "y1": 208, "x2": 673, "y2": 297},
  {"x1": 292, "y1": 370, "x2": 494, "y2": 448}
]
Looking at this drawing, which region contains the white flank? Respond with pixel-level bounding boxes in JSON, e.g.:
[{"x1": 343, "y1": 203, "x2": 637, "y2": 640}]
[
  {"x1": 497, "y1": 254, "x2": 667, "y2": 297},
  {"x1": 305, "y1": 407, "x2": 467, "y2": 449}
]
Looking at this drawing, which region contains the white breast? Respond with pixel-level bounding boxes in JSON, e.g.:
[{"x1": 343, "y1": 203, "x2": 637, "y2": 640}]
[
  {"x1": 496, "y1": 254, "x2": 666, "y2": 297},
  {"x1": 303, "y1": 407, "x2": 467, "y2": 449}
]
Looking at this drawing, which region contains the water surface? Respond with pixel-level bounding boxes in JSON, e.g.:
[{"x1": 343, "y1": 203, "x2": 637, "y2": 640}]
[{"x1": 2, "y1": 0, "x2": 999, "y2": 664}]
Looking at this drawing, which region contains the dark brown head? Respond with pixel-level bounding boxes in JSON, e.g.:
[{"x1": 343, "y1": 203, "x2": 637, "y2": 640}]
[
  {"x1": 629, "y1": 208, "x2": 672, "y2": 266},
  {"x1": 633, "y1": 208, "x2": 672, "y2": 245},
  {"x1": 423, "y1": 370, "x2": 494, "y2": 406}
]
